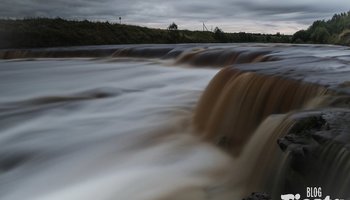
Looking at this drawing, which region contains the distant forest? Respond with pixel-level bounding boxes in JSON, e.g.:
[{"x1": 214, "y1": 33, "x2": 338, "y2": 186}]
[
  {"x1": 0, "y1": 11, "x2": 349, "y2": 49},
  {"x1": 292, "y1": 11, "x2": 350, "y2": 45}
]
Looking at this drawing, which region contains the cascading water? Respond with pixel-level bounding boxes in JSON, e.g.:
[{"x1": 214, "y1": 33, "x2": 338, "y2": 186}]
[
  {"x1": 0, "y1": 44, "x2": 350, "y2": 200},
  {"x1": 193, "y1": 69, "x2": 327, "y2": 154}
]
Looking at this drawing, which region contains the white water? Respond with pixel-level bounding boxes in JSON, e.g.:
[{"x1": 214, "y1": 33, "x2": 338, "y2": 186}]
[{"x1": 0, "y1": 58, "x2": 235, "y2": 200}]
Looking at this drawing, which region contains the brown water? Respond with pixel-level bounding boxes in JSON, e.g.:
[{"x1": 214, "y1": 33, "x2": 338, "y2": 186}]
[
  {"x1": 0, "y1": 44, "x2": 350, "y2": 200},
  {"x1": 193, "y1": 68, "x2": 327, "y2": 154}
]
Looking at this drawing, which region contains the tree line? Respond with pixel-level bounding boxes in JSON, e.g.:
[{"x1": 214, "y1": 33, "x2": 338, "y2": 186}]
[
  {"x1": 0, "y1": 11, "x2": 349, "y2": 49},
  {"x1": 292, "y1": 11, "x2": 350, "y2": 45}
]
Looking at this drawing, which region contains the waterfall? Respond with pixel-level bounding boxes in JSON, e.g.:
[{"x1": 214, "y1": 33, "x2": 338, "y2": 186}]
[{"x1": 1, "y1": 44, "x2": 350, "y2": 200}]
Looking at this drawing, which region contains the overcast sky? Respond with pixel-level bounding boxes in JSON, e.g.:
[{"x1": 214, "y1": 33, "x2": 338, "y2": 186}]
[{"x1": 1, "y1": 0, "x2": 349, "y2": 34}]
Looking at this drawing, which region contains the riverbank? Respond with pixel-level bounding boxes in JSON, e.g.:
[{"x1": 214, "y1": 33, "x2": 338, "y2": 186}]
[{"x1": 0, "y1": 18, "x2": 290, "y2": 49}]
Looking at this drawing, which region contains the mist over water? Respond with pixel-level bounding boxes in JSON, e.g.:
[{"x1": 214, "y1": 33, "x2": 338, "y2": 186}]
[{"x1": 1, "y1": 44, "x2": 350, "y2": 199}]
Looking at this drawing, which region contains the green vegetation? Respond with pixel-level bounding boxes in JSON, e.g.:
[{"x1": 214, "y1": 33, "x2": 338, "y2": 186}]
[
  {"x1": 3, "y1": 11, "x2": 349, "y2": 49},
  {"x1": 292, "y1": 11, "x2": 350, "y2": 45},
  {"x1": 0, "y1": 18, "x2": 290, "y2": 49}
]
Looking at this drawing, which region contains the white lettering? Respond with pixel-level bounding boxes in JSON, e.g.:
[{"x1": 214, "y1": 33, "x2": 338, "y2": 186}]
[
  {"x1": 281, "y1": 194, "x2": 296, "y2": 200},
  {"x1": 307, "y1": 187, "x2": 322, "y2": 197}
]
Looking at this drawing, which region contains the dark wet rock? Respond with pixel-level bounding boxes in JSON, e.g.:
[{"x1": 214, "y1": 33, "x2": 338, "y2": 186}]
[
  {"x1": 242, "y1": 192, "x2": 271, "y2": 200},
  {"x1": 276, "y1": 108, "x2": 350, "y2": 198},
  {"x1": 277, "y1": 114, "x2": 329, "y2": 160},
  {"x1": 289, "y1": 115, "x2": 327, "y2": 134},
  {"x1": 277, "y1": 109, "x2": 350, "y2": 155}
]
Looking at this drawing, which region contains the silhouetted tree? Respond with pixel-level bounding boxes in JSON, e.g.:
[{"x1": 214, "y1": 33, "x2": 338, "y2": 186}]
[
  {"x1": 168, "y1": 22, "x2": 178, "y2": 31},
  {"x1": 167, "y1": 22, "x2": 179, "y2": 43}
]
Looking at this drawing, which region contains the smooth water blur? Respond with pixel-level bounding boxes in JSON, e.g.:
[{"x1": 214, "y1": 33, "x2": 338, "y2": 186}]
[
  {"x1": 0, "y1": 58, "x2": 236, "y2": 200},
  {"x1": 1, "y1": 43, "x2": 350, "y2": 200}
]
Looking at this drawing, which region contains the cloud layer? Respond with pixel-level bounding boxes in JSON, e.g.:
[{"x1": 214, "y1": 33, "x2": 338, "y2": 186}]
[{"x1": 1, "y1": 0, "x2": 349, "y2": 34}]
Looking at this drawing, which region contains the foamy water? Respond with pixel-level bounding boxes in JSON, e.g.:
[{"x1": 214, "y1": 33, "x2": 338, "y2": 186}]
[{"x1": 0, "y1": 58, "x2": 237, "y2": 200}]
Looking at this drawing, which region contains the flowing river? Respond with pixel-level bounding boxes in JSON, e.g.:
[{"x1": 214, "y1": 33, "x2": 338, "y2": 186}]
[{"x1": 0, "y1": 44, "x2": 350, "y2": 200}]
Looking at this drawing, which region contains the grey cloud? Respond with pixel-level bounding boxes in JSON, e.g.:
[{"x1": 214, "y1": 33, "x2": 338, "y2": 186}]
[
  {"x1": 236, "y1": 1, "x2": 316, "y2": 15},
  {"x1": 0, "y1": 0, "x2": 349, "y2": 34}
]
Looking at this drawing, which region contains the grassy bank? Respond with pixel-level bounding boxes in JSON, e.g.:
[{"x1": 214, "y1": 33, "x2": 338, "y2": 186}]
[
  {"x1": 4, "y1": 10, "x2": 349, "y2": 49},
  {"x1": 0, "y1": 18, "x2": 290, "y2": 49}
]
